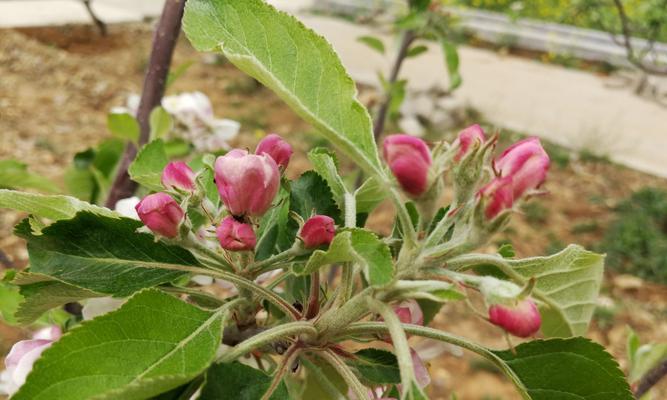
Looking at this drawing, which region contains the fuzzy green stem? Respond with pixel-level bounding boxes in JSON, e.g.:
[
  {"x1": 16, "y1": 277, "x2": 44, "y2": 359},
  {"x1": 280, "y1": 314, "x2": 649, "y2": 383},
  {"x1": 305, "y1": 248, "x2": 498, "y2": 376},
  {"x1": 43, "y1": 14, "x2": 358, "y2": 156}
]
[
  {"x1": 217, "y1": 321, "x2": 316, "y2": 363},
  {"x1": 318, "y1": 349, "x2": 369, "y2": 400},
  {"x1": 248, "y1": 244, "x2": 306, "y2": 275},
  {"x1": 339, "y1": 322, "x2": 530, "y2": 400}
]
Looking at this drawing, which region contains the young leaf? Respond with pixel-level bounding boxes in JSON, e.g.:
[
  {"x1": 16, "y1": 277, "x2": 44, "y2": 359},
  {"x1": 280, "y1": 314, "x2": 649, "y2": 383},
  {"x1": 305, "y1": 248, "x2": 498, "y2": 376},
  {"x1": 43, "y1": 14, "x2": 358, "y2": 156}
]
[
  {"x1": 626, "y1": 328, "x2": 667, "y2": 383},
  {"x1": 199, "y1": 362, "x2": 289, "y2": 400},
  {"x1": 12, "y1": 272, "x2": 103, "y2": 325},
  {"x1": 406, "y1": 44, "x2": 428, "y2": 58},
  {"x1": 494, "y1": 338, "x2": 633, "y2": 400},
  {"x1": 15, "y1": 212, "x2": 195, "y2": 296},
  {"x1": 510, "y1": 245, "x2": 604, "y2": 337},
  {"x1": 355, "y1": 176, "x2": 385, "y2": 215},
  {"x1": 357, "y1": 35, "x2": 385, "y2": 54},
  {"x1": 13, "y1": 290, "x2": 227, "y2": 400},
  {"x1": 108, "y1": 112, "x2": 140, "y2": 143},
  {"x1": 441, "y1": 40, "x2": 462, "y2": 91},
  {"x1": 150, "y1": 106, "x2": 173, "y2": 139},
  {"x1": 308, "y1": 148, "x2": 346, "y2": 211},
  {"x1": 290, "y1": 171, "x2": 342, "y2": 224},
  {"x1": 183, "y1": 0, "x2": 384, "y2": 176},
  {"x1": 0, "y1": 189, "x2": 117, "y2": 221},
  {"x1": 348, "y1": 349, "x2": 401, "y2": 385},
  {"x1": 129, "y1": 139, "x2": 169, "y2": 191},
  {"x1": 0, "y1": 280, "x2": 21, "y2": 325},
  {"x1": 0, "y1": 159, "x2": 60, "y2": 193},
  {"x1": 299, "y1": 228, "x2": 394, "y2": 287}
]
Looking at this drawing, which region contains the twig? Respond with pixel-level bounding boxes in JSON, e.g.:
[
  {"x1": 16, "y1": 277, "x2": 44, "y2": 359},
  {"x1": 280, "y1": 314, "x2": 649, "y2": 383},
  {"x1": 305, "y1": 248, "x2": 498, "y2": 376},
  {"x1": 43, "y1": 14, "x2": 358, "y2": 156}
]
[
  {"x1": 373, "y1": 30, "x2": 417, "y2": 140},
  {"x1": 0, "y1": 249, "x2": 14, "y2": 268},
  {"x1": 634, "y1": 357, "x2": 667, "y2": 399},
  {"x1": 105, "y1": 0, "x2": 186, "y2": 208},
  {"x1": 304, "y1": 271, "x2": 321, "y2": 319},
  {"x1": 82, "y1": 0, "x2": 107, "y2": 36}
]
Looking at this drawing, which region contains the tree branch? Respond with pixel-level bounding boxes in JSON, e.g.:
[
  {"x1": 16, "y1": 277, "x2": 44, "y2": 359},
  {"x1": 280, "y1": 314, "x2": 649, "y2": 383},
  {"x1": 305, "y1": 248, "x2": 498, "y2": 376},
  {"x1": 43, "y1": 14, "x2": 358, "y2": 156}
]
[
  {"x1": 373, "y1": 30, "x2": 417, "y2": 140},
  {"x1": 106, "y1": 0, "x2": 186, "y2": 208},
  {"x1": 634, "y1": 357, "x2": 667, "y2": 399}
]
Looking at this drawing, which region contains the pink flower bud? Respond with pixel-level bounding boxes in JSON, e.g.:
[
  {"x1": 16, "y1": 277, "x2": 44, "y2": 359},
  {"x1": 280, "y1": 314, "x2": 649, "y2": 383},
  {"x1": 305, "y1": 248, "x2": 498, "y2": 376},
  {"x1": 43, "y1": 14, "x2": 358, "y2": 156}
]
[
  {"x1": 135, "y1": 193, "x2": 184, "y2": 238},
  {"x1": 394, "y1": 300, "x2": 424, "y2": 326},
  {"x1": 161, "y1": 161, "x2": 196, "y2": 192},
  {"x1": 383, "y1": 134, "x2": 432, "y2": 197},
  {"x1": 478, "y1": 176, "x2": 514, "y2": 219},
  {"x1": 214, "y1": 149, "x2": 280, "y2": 217},
  {"x1": 300, "y1": 215, "x2": 336, "y2": 248},
  {"x1": 495, "y1": 137, "x2": 550, "y2": 198},
  {"x1": 488, "y1": 298, "x2": 541, "y2": 337},
  {"x1": 455, "y1": 124, "x2": 486, "y2": 161},
  {"x1": 216, "y1": 216, "x2": 257, "y2": 251},
  {"x1": 255, "y1": 134, "x2": 293, "y2": 169}
]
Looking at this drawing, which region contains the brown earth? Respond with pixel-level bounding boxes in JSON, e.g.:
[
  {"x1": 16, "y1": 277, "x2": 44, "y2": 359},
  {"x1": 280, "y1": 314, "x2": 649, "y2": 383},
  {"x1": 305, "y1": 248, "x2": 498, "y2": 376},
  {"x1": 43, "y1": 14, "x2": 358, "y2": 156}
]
[{"x1": 0, "y1": 24, "x2": 666, "y2": 399}]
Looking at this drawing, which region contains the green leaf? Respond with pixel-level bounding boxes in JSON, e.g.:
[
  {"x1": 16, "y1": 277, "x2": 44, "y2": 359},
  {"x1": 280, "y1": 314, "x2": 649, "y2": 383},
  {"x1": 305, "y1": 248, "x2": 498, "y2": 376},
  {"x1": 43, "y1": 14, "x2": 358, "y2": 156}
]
[
  {"x1": 0, "y1": 280, "x2": 21, "y2": 324},
  {"x1": 15, "y1": 212, "x2": 195, "y2": 296},
  {"x1": 290, "y1": 171, "x2": 341, "y2": 223},
  {"x1": 409, "y1": 0, "x2": 431, "y2": 11},
  {"x1": 357, "y1": 35, "x2": 385, "y2": 54},
  {"x1": 348, "y1": 349, "x2": 400, "y2": 385},
  {"x1": 509, "y1": 245, "x2": 604, "y2": 337},
  {"x1": 494, "y1": 337, "x2": 633, "y2": 400},
  {"x1": 129, "y1": 139, "x2": 169, "y2": 191},
  {"x1": 0, "y1": 189, "x2": 117, "y2": 221},
  {"x1": 166, "y1": 61, "x2": 195, "y2": 88},
  {"x1": 300, "y1": 228, "x2": 394, "y2": 287},
  {"x1": 0, "y1": 159, "x2": 60, "y2": 193},
  {"x1": 308, "y1": 148, "x2": 346, "y2": 211},
  {"x1": 255, "y1": 186, "x2": 293, "y2": 260},
  {"x1": 301, "y1": 358, "x2": 347, "y2": 400},
  {"x1": 13, "y1": 272, "x2": 103, "y2": 324},
  {"x1": 13, "y1": 290, "x2": 227, "y2": 400},
  {"x1": 627, "y1": 328, "x2": 667, "y2": 383},
  {"x1": 199, "y1": 362, "x2": 289, "y2": 400},
  {"x1": 150, "y1": 107, "x2": 174, "y2": 139},
  {"x1": 441, "y1": 40, "x2": 462, "y2": 91},
  {"x1": 183, "y1": 0, "x2": 383, "y2": 176},
  {"x1": 108, "y1": 112, "x2": 140, "y2": 143},
  {"x1": 406, "y1": 44, "x2": 428, "y2": 58},
  {"x1": 355, "y1": 176, "x2": 385, "y2": 215}
]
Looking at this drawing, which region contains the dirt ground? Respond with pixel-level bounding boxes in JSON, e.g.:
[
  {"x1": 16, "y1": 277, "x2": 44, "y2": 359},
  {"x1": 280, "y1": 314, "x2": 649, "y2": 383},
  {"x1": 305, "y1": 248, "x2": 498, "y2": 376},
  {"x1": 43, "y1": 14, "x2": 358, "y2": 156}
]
[{"x1": 1, "y1": 24, "x2": 666, "y2": 399}]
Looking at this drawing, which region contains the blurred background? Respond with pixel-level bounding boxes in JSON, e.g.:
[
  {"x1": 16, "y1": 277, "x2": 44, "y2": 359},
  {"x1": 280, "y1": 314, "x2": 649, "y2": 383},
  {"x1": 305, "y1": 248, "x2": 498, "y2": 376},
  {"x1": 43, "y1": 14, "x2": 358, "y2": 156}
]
[{"x1": 1, "y1": 0, "x2": 666, "y2": 398}]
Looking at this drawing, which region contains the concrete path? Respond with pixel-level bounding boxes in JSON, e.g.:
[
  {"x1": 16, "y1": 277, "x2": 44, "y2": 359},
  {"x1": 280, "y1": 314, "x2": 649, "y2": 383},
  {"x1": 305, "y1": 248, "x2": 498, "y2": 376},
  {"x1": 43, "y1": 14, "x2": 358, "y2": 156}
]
[{"x1": 1, "y1": 1, "x2": 665, "y2": 177}]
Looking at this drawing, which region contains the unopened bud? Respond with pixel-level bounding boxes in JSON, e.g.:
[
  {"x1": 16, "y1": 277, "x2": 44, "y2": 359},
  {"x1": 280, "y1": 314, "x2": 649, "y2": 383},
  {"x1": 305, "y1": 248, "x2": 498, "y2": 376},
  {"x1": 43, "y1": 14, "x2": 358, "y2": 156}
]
[{"x1": 135, "y1": 193, "x2": 184, "y2": 238}]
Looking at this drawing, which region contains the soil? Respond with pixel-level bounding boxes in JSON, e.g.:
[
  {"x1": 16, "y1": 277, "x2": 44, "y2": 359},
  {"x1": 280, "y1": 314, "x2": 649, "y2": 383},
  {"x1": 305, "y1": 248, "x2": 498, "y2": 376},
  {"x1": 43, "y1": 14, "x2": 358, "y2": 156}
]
[{"x1": 1, "y1": 24, "x2": 666, "y2": 399}]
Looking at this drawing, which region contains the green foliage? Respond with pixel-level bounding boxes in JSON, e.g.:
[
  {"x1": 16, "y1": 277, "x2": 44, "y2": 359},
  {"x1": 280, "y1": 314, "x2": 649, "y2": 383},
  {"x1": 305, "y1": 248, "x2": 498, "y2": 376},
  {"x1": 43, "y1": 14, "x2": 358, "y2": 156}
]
[
  {"x1": 0, "y1": 189, "x2": 117, "y2": 222},
  {"x1": 183, "y1": 0, "x2": 383, "y2": 176},
  {"x1": 0, "y1": 159, "x2": 60, "y2": 193},
  {"x1": 602, "y1": 187, "x2": 667, "y2": 284},
  {"x1": 199, "y1": 362, "x2": 289, "y2": 399},
  {"x1": 64, "y1": 139, "x2": 124, "y2": 203},
  {"x1": 0, "y1": 280, "x2": 21, "y2": 324},
  {"x1": 150, "y1": 106, "x2": 174, "y2": 139},
  {"x1": 348, "y1": 348, "x2": 401, "y2": 385},
  {"x1": 129, "y1": 139, "x2": 169, "y2": 191},
  {"x1": 494, "y1": 337, "x2": 633, "y2": 400},
  {"x1": 15, "y1": 212, "x2": 194, "y2": 296},
  {"x1": 107, "y1": 112, "x2": 140, "y2": 143},
  {"x1": 627, "y1": 327, "x2": 667, "y2": 383},
  {"x1": 357, "y1": 35, "x2": 386, "y2": 54},
  {"x1": 13, "y1": 290, "x2": 226, "y2": 400}
]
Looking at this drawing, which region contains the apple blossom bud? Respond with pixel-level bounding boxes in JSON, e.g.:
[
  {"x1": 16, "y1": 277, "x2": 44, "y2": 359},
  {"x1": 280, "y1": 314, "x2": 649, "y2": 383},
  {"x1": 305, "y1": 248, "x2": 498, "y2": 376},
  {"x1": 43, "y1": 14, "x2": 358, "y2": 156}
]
[
  {"x1": 256, "y1": 134, "x2": 293, "y2": 169},
  {"x1": 495, "y1": 137, "x2": 550, "y2": 198},
  {"x1": 161, "y1": 161, "x2": 196, "y2": 192},
  {"x1": 394, "y1": 300, "x2": 424, "y2": 326},
  {"x1": 214, "y1": 149, "x2": 280, "y2": 217},
  {"x1": 455, "y1": 124, "x2": 486, "y2": 161},
  {"x1": 479, "y1": 176, "x2": 514, "y2": 219},
  {"x1": 382, "y1": 134, "x2": 432, "y2": 198},
  {"x1": 216, "y1": 216, "x2": 257, "y2": 251},
  {"x1": 300, "y1": 215, "x2": 335, "y2": 248},
  {"x1": 488, "y1": 298, "x2": 542, "y2": 337},
  {"x1": 2, "y1": 326, "x2": 61, "y2": 396},
  {"x1": 135, "y1": 193, "x2": 184, "y2": 238}
]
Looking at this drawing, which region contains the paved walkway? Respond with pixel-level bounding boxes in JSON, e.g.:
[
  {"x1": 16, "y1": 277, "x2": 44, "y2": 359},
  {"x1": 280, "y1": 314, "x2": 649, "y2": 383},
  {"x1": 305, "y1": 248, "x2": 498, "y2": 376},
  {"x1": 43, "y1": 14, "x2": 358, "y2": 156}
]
[{"x1": 1, "y1": 0, "x2": 666, "y2": 177}]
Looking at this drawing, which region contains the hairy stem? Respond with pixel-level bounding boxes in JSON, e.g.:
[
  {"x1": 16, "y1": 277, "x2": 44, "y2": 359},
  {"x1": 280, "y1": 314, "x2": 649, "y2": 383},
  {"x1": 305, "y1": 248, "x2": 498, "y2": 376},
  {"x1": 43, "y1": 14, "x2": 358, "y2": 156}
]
[
  {"x1": 248, "y1": 244, "x2": 306, "y2": 275},
  {"x1": 261, "y1": 344, "x2": 301, "y2": 400},
  {"x1": 340, "y1": 322, "x2": 530, "y2": 399},
  {"x1": 634, "y1": 357, "x2": 667, "y2": 399},
  {"x1": 318, "y1": 349, "x2": 369, "y2": 400},
  {"x1": 304, "y1": 271, "x2": 321, "y2": 319},
  {"x1": 106, "y1": 0, "x2": 186, "y2": 207},
  {"x1": 217, "y1": 321, "x2": 316, "y2": 363}
]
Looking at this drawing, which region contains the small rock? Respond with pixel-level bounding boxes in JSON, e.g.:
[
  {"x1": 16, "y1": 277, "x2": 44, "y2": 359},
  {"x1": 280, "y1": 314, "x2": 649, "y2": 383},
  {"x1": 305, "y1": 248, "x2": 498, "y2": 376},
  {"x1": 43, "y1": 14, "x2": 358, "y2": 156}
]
[{"x1": 398, "y1": 116, "x2": 425, "y2": 137}]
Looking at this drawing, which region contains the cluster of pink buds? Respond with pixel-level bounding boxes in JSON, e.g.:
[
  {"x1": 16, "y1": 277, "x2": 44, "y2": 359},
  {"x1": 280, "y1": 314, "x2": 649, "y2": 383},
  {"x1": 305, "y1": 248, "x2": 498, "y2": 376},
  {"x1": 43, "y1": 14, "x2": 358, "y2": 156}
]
[
  {"x1": 488, "y1": 298, "x2": 542, "y2": 337},
  {"x1": 480, "y1": 137, "x2": 550, "y2": 219},
  {"x1": 454, "y1": 124, "x2": 486, "y2": 161},
  {"x1": 133, "y1": 134, "x2": 337, "y2": 253},
  {"x1": 382, "y1": 134, "x2": 432, "y2": 198}
]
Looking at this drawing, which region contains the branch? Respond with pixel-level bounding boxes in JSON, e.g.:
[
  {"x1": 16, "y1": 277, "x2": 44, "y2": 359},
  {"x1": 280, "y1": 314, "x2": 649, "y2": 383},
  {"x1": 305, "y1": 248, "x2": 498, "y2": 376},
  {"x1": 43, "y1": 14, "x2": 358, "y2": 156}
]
[
  {"x1": 106, "y1": 0, "x2": 186, "y2": 208},
  {"x1": 373, "y1": 30, "x2": 416, "y2": 140},
  {"x1": 82, "y1": 0, "x2": 107, "y2": 36},
  {"x1": 634, "y1": 357, "x2": 667, "y2": 399}
]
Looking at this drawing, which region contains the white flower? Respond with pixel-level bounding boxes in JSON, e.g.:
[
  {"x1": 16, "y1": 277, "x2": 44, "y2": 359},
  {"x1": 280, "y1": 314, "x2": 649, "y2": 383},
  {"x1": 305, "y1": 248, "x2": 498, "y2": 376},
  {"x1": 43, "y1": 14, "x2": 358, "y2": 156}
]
[
  {"x1": 81, "y1": 297, "x2": 126, "y2": 321},
  {"x1": 0, "y1": 326, "x2": 62, "y2": 396},
  {"x1": 114, "y1": 196, "x2": 140, "y2": 220}
]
